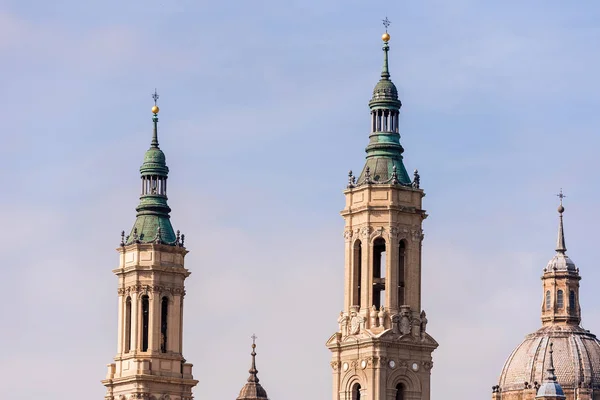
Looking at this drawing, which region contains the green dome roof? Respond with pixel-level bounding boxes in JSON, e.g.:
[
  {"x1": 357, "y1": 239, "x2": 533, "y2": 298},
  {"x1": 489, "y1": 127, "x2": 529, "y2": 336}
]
[
  {"x1": 140, "y1": 147, "x2": 169, "y2": 176},
  {"x1": 372, "y1": 79, "x2": 399, "y2": 102}
]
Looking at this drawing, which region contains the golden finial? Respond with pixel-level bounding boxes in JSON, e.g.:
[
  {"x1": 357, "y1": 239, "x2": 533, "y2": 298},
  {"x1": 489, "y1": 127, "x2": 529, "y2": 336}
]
[
  {"x1": 152, "y1": 89, "x2": 160, "y2": 114},
  {"x1": 382, "y1": 17, "x2": 391, "y2": 42}
]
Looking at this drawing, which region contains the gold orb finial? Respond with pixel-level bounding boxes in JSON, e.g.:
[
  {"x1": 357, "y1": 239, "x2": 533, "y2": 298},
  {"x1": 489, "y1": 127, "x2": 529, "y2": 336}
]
[
  {"x1": 151, "y1": 105, "x2": 160, "y2": 114},
  {"x1": 382, "y1": 32, "x2": 390, "y2": 42}
]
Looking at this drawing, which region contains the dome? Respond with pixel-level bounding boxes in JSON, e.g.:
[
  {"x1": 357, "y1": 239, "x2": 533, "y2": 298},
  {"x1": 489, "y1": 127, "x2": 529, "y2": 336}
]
[
  {"x1": 545, "y1": 253, "x2": 576, "y2": 273},
  {"x1": 236, "y1": 340, "x2": 269, "y2": 400},
  {"x1": 372, "y1": 79, "x2": 399, "y2": 101},
  {"x1": 237, "y1": 382, "x2": 269, "y2": 400},
  {"x1": 143, "y1": 147, "x2": 166, "y2": 164},
  {"x1": 140, "y1": 147, "x2": 169, "y2": 176},
  {"x1": 498, "y1": 325, "x2": 600, "y2": 393},
  {"x1": 537, "y1": 380, "x2": 565, "y2": 398}
]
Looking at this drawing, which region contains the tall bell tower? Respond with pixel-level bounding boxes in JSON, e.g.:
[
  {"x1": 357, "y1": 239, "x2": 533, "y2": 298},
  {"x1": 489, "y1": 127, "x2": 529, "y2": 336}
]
[
  {"x1": 326, "y1": 22, "x2": 438, "y2": 400},
  {"x1": 102, "y1": 92, "x2": 198, "y2": 400}
]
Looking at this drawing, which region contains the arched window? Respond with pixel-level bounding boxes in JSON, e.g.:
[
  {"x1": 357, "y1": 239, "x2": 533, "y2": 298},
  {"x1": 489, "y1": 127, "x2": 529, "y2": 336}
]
[
  {"x1": 353, "y1": 240, "x2": 362, "y2": 308},
  {"x1": 141, "y1": 295, "x2": 149, "y2": 352},
  {"x1": 351, "y1": 383, "x2": 361, "y2": 400},
  {"x1": 396, "y1": 383, "x2": 405, "y2": 400},
  {"x1": 398, "y1": 241, "x2": 406, "y2": 306},
  {"x1": 161, "y1": 297, "x2": 169, "y2": 353},
  {"x1": 557, "y1": 290, "x2": 564, "y2": 309},
  {"x1": 570, "y1": 290, "x2": 576, "y2": 310},
  {"x1": 373, "y1": 238, "x2": 386, "y2": 309},
  {"x1": 545, "y1": 291, "x2": 551, "y2": 310},
  {"x1": 124, "y1": 297, "x2": 132, "y2": 353}
]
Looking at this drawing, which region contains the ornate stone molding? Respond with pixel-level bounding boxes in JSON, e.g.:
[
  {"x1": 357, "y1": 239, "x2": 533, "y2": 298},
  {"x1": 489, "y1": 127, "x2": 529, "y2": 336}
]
[{"x1": 118, "y1": 285, "x2": 185, "y2": 297}]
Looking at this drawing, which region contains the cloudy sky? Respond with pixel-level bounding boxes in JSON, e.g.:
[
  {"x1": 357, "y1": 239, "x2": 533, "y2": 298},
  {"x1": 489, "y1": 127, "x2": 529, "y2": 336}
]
[{"x1": 2, "y1": 1, "x2": 600, "y2": 399}]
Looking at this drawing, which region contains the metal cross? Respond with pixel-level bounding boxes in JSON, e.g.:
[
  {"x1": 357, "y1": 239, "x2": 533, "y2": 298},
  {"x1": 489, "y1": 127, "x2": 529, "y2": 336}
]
[
  {"x1": 251, "y1": 333, "x2": 257, "y2": 345},
  {"x1": 557, "y1": 188, "x2": 566, "y2": 205},
  {"x1": 152, "y1": 88, "x2": 159, "y2": 105},
  {"x1": 383, "y1": 17, "x2": 391, "y2": 32}
]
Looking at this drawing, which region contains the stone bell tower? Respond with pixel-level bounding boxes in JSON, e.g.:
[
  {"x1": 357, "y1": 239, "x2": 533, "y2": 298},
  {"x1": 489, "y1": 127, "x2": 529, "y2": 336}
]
[
  {"x1": 326, "y1": 22, "x2": 438, "y2": 400},
  {"x1": 102, "y1": 92, "x2": 198, "y2": 400}
]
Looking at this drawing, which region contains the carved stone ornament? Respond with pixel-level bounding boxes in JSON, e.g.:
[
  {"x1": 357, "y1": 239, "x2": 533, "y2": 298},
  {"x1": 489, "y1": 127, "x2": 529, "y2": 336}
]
[
  {"x1": 399, "y1": 307, "x2": 411, "y2": 335},
  {"x1": 389, "y1": 227, "x2": 399, "y2": 238},
  {"x1": 400, "y1": 315, "x2": 411, "y2": 335},
  {"x1": 422, "y1": 361, "x2": 433, "y2": 371},
  {"x1": 359, "y1": 226, "x2": 372, "y2": 238},
  {"x1": 338, "y1": 312, "x2": 348, "y2": 333},
  {"x1": 344, "y1": 230, "x2": 353, "y2": 241},
  {"x1": 420, "y1": 310, "x2": 428, "y2": 335},
  {"x1": 411, "y1": 228, "x2": 424, "y2": 242},
  {"x1": 330, "y1": 361, "x2": 340, "y2": 371},
  {"x1": 391, "y1": 314, "x2": 400, "y2": 334},
  {"x1": 349, "y1": 315, "x2": 361, "y2": 335},
  {"x1": 119, "y1": 285, "x2": 185, "y2": 297}
]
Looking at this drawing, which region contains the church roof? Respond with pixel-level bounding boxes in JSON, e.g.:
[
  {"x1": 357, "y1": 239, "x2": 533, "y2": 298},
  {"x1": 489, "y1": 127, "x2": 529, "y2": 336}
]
[
  {"x1": 496, "y1": 198, "x2": 600, "y2": 395},
  {"x1": 499, "y1": 326, "x2": 600, "y2": 392},
  {"x1": 124, "y1": 92, "x2": 179, "y2": 246},
  {"x1": 354, "y1": 27, "x2": 413, "y2": 187}
]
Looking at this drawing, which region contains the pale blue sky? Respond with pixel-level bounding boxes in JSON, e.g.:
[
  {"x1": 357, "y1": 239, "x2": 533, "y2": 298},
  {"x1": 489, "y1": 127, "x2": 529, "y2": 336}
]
[{"x1": 2, "y1": 1, "x2": 600, "y2": 399}]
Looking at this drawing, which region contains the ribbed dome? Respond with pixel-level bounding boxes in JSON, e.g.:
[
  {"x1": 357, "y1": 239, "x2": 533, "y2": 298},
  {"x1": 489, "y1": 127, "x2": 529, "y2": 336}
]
[
  {"x1": 498, "y1": 325, "x2": 600, "y2": 392},
  {"x1": 371, "y1": 79, "x2": 399, "y2": 101},
  {"x1": 537, "y1": 380, "x2": 565, "y2": 398},
  {"x1": 545, "y1": 253, "x2": 576, "y2": 273},
  {"x1": 237, "y1": 382, "x2": 269, "y2": 400}
]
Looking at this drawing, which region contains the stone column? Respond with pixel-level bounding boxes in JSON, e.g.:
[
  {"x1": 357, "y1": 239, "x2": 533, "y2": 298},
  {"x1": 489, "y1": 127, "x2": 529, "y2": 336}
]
[
  {"x1": 149, "y1": 291, "x2": 160, "y2": 352},
  {"x1": 170, "y1": 294, "x2": 182, "y2": 353},
  {"x1": 117, "y1": 293, "x2": 124, "y2": 353}
]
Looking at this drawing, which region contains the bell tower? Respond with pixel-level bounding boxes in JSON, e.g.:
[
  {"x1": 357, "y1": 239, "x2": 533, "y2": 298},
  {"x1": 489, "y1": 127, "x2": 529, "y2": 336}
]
[
  {"x1": 102, "y1": 92, "x2": 198, "y2": 400},
  {"x1": 326, "y1": 21, "x2": 438, "y2": 400}
]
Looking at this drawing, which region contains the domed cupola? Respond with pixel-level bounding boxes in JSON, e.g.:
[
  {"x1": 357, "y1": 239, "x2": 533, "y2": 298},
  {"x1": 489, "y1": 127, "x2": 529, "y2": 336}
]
[
  {"x1": 356, "y1": 19, "x2": 413, "y2": 186},
  {"x1": 236, "y1": 336, "x2": 269, "y2": 400},
  {"x1": 544, "y1": 201, "x2": 577, "y2": 273},
  {"x1": 492, "y1": 192, "x2": 600, "y2": 400}
]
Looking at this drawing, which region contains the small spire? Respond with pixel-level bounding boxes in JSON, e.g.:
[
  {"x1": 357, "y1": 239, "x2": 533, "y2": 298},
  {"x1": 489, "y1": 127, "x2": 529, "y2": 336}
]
[
  {"x1": 556, "y1": 189, "x2": 567, "y2": 253},
  {"x1": 248, "y1": 334, "x2": 259, "y2": 383},
  {"x1": 151, "y1": 89, "x2": 160, "y2": 148},
  {"x1": 381, "y1": 18, "x2": 391, "y2": 80},
  {"x1": 546, "y1": 342, "x2": 558, "y2": 382}
]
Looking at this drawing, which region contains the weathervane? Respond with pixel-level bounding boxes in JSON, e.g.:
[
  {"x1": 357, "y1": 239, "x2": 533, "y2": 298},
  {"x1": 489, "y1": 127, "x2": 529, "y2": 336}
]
[
  {"x1": 557, "y1": 188, "x2": 566, "y2": 205},
  {"x1": 383, "y1": 17, "x2": 391, "y2": 32},
  {"x1": 151, "y1": 89, "x2": 160, "y2": 116}
]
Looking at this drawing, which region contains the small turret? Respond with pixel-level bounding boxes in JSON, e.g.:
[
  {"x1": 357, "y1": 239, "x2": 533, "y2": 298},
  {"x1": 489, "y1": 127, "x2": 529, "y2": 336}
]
[
  {"x1": 536, "y1": 343, "x2": 566, "y2": 399},
  {"x1": 236, "y1": 335, "x2": 269, "y2": 400}
]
